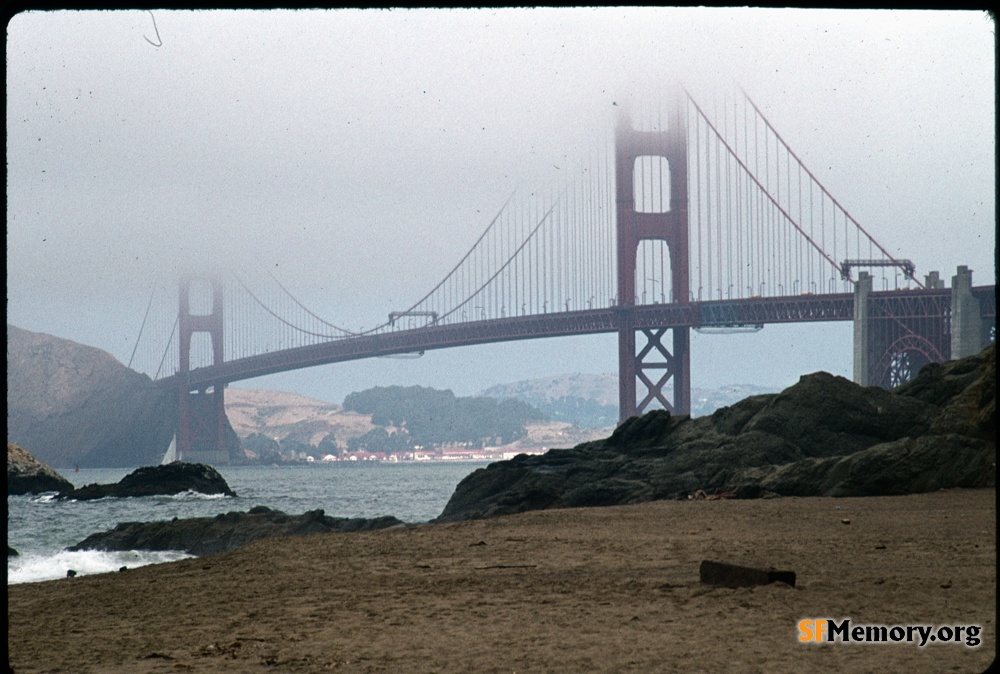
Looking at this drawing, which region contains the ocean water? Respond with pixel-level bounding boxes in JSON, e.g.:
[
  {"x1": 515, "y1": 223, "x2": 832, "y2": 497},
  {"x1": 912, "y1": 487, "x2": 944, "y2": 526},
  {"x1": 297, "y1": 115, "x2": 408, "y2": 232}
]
[{"x1": 7, "y1": 462, "x2": 488, "y2": 585}]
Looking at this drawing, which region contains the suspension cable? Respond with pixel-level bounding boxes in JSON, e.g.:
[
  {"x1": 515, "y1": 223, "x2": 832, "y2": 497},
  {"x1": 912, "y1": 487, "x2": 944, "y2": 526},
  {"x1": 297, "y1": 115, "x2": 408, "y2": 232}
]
[{"x1": 127, "y1": 282, "x2": 157, "y2": 370}]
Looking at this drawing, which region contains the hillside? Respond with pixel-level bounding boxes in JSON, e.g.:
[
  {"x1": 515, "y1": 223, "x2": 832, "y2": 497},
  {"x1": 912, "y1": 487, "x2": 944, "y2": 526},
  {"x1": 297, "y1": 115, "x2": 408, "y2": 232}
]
[
  {"x1": 482, "y1": 372, "x2": 619, "y2": 407},
  {"x1": 225, "y1": 387, "x2": 609, "y2": 455},
  {"x1": 7, "y1": 325, "x2": 178, "y2": 467},
  {"x1": 225, "y1": 388, "x2": 375, "y2": 447},
  {"x1": 481, "y1": 373, "x2": 777, "y2": 426},
  {"x1": 230, "y1": 377, "x2": 780, "y2": 445}
]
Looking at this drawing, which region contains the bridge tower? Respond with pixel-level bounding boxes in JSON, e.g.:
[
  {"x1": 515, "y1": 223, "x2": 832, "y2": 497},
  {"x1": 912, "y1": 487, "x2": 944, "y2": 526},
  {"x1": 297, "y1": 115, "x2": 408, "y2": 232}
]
[
  {"x1": 616, "y1": 91, "x2": 691, "y2": 421},
  {"x1": 176, "y1": 276, "x2": 230, "y2": 463}
]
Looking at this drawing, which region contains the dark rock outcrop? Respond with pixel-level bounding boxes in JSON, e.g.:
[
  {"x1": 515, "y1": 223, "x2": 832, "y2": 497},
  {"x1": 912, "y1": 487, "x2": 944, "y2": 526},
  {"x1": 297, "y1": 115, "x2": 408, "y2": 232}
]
[
  {"x1": 56, "y1": 462, "x2": 236, "y2": 501},
  {"x1": 6, "y1": 324, "x2": 242, "y2": 467},
  {"x1": 67, "y1": 506, "x2": 404, "y2": 556},
  {"x1": 7, "y1": 442, "x2": 74, "y2": 495},
  {"x1": 438, "y1": 344, "x2": 996, "y2": 522}
]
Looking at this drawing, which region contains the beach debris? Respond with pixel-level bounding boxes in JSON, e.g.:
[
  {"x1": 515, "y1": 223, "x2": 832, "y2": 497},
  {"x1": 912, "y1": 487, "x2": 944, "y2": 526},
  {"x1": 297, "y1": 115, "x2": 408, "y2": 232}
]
[
  {"x1": 841, "y1": 518, "x2": 851, "y2": 525},
  {"x1": 699, "y1": 560, "x2": 796, "y2": 588},
  {"x1": 141, "y1": 652, "x2": 174, "y2": 660}
]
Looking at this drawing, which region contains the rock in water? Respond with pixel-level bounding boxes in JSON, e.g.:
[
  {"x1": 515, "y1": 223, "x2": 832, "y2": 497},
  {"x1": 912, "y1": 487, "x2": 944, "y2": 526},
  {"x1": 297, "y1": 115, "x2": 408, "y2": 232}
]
[
  {"x1": 56, "y1": 462, "x2": 237, "y2": 501},
  {"x1": 68, "y1": 506, "x2": 404, "y2": 556},
  {"x1": 437, "y1": 344, "x2": 996, "y2": 522},
  {"x1": 7, "y1": 442, "x2": 74, "y2": 495}
]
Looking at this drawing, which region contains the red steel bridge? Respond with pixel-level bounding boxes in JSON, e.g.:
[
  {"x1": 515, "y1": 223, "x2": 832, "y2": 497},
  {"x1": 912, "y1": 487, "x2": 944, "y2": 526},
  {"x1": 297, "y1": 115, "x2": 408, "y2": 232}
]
[{"x1": 128, "y1": 85, "x2": 995, "y2": 462}]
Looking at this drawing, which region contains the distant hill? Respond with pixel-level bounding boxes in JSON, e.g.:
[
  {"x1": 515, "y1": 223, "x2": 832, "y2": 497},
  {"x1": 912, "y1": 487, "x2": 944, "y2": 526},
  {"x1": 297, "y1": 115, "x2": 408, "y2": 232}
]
[
  {"x1": 225, "y1": 387, "x2": 608, "y2": 457},
  {"x1": 481, "y1": 373, "x2": 619, "y2": 428},
  {"x1": 225, "y1": 388, "x2": 375, "y2": 447},
  {"x1": 481, "y1": 373, "x2": 778, "y2": 426},
  {"x1": 482, "y1": 373, "x2": 620, "y2": 406},
  {"x1": 343, "y1": 385, "x2": 547, "y2": 448}
]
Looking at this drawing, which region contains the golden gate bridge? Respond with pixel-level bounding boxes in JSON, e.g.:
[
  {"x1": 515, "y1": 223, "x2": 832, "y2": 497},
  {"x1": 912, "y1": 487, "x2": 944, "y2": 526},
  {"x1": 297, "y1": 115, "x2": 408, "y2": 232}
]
[{"x1": 126, "y1": 84, "x2": 995, "y2": 462}]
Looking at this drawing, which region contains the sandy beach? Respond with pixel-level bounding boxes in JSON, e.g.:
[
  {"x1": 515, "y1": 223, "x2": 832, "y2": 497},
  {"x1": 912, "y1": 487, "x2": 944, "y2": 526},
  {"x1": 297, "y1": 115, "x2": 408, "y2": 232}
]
[{"x1": 8, "y1": 488, "x2": 995, "y2": 673}]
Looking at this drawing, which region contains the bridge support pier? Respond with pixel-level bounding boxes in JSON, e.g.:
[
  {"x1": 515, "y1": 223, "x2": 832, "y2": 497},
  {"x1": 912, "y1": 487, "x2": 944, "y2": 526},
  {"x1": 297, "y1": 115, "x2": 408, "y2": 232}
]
[
  {"x1": 852, "y1": 272, "x2": 873, "y2": 386},
  {"x1": 618, "y1": 313, "x2": 637, "y2": 420},
  {"x1": 633, "y1": 327, "x2": 689, "y2": 415},
  {"x1": 856, "y1": 264, "x2": 991, "y2": 390},
  {"x1": 951, "y1": 266, "x2": 987, "y2": 359},
  {"x1": 618, "y1": 321, "x2": 691, "y2": 422},
  {"x1": 177, "y1": 276, "x2": 231, "y2": 464}
]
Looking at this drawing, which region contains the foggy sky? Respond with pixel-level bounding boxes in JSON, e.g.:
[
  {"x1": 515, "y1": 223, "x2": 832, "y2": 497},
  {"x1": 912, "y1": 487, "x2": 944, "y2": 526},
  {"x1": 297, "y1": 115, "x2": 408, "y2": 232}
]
[{"x1": 6, "y1": 9, "x2": 996, "y2": 404}]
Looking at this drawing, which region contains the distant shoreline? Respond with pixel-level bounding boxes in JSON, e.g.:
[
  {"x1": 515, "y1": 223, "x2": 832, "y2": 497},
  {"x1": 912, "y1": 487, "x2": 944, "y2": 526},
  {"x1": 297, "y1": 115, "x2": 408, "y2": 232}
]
[{"x1": 257, "y1": 447, "x2": 550, "y2": 465}]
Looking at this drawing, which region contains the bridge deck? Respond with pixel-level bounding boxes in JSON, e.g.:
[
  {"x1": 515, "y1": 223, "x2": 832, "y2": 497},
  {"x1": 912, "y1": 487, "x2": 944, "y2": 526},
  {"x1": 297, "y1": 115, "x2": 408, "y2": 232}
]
[{"x1": 156, "y1": 286, "x2": 995, "y2": 390}]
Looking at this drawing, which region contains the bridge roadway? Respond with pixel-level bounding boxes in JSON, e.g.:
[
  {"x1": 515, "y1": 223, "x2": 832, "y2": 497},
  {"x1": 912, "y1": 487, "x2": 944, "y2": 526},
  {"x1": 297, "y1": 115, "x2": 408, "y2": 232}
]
[{"x1": 157, "y1": 287, "x2": 994, "y2": 392}]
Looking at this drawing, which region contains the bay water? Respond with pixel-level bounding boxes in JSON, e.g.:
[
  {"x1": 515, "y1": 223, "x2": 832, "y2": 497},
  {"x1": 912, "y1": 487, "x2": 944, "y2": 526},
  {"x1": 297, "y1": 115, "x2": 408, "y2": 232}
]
[{"x1": 7, "y1": 461, "x2": 488, "y2": 585}]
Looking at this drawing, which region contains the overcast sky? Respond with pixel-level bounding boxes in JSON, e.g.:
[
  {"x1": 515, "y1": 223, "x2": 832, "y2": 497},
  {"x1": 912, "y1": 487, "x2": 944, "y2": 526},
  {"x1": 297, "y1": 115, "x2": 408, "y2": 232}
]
[{"x1": 7, "y1": 8, "x2": 996, "y2": 404}]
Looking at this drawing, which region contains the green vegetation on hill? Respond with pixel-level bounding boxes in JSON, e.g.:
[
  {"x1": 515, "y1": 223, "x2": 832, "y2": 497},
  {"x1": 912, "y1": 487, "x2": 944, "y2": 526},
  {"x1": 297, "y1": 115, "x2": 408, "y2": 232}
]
[
  {"x1": 343, "y1": 385, "x2": 548, "y2": 451},
  {"x1": 241, "y1": 431, "x2": 339, "y2": 462}
]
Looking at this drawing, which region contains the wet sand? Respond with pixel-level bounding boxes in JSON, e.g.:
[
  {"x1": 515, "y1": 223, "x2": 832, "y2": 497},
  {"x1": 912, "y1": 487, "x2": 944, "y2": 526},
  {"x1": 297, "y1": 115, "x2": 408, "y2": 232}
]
[{"x1": 8, "y1": 488, "x2": 996, "y2": 673}]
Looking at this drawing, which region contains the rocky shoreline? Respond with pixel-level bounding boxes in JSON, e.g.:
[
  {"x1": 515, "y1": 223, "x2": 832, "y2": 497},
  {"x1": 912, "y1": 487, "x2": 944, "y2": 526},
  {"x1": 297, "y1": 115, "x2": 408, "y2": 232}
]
[
  {"x1": 9, "y1": 344, "x2": 995, "y2": 561},
  {"x1": 438, "y1": 344, "x2": 995, "y2": 521},
  {"x1": 6, "y1": 442, "x2": 73, "y2": 496}
]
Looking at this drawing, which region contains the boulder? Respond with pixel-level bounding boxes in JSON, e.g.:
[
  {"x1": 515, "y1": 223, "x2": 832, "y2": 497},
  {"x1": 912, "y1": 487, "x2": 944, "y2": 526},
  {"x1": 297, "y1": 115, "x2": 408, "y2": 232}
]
[
  {"x1": 56, "y1": 462, "x2": 236, "y2": 501},
  {"x1": 437, "y1": 344, "x2": 996, "y2": 522},
  {"x1": 7, "y1": 442, "x2": 74, "y2": 495},
  {"x1": 67, "y1": 506, "x2": 404, "y2": 556}
]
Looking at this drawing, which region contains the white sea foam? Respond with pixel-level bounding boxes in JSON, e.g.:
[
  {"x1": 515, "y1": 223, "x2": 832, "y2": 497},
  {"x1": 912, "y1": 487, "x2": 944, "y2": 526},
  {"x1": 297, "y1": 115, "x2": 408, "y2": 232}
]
[
  {"x1": 167, "y1": 490, "x2": 230, "y2": 500},
  {"x1": 7, "y1": 549, "x2": 193, "y2": 585},
  {"x1": 53, "y1": 490, "x2": 233, "y2": 504},
  {"x1": 31, "y1": 492, "x2": 60, "y2": 503}
]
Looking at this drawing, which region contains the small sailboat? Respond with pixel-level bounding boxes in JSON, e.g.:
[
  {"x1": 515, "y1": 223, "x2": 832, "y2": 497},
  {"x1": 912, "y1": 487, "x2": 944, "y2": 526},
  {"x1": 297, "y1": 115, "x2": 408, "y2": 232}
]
[{"x1": 161, "y1": 434, "x2": 178, "y2": 465}]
